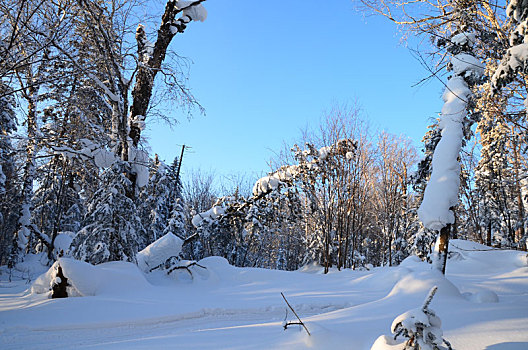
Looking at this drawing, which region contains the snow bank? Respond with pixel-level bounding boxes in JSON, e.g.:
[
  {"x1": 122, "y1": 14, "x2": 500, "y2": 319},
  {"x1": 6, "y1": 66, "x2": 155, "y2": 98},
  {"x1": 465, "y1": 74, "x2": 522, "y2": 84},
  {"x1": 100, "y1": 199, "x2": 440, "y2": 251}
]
[
  {"x1": 467, "y1": 290, "x2": 499, "y2": 303},
  {"x1": 136, "y1": 233, "x2": 183, "y2": 272},
  {"x1": 371, "y1": 335, "x2": 403, "y2": 350},
  {"x1": 31, "y1": 258, "x2": 150, "y2": 297},
  {"x1": 387, "y1": 269, "x2": 461, "y2": 300}
]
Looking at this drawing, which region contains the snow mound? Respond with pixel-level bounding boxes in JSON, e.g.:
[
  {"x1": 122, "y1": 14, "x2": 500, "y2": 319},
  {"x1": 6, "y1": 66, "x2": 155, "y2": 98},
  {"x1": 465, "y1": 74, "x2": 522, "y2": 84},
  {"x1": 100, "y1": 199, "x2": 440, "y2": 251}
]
[
  {"x1": 449, "y1": 239, "x2": 494, "y2": 251},
  {"x1": 387, "y1": 269, "x2": 461, "y2": 300},
  {"x1": 370, "y1": 335, "x2": 403, "y2": 350},
  {"x1": 298, "y1": 262, "x2": 325, "y2": 274},
  {"x1": 399, "y1": 255, "x2": 424, "y2": 269},
  {"x1": 467, "y1": 290, "x2": 499, "y2": 303},
  {"x1": 31, "y1": 258, "x2": 151, "y2": 297},
  {"x1": 136, "y1": 233, "x2": 183, "y2": 273}
]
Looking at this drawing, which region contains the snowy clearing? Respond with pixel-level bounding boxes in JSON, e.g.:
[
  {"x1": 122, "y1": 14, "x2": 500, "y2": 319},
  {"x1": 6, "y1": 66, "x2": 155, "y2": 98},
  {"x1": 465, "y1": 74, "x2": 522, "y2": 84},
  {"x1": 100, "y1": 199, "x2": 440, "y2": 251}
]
[{"x1": 0, "y1": 240, "x2": 527, "y2": 350}]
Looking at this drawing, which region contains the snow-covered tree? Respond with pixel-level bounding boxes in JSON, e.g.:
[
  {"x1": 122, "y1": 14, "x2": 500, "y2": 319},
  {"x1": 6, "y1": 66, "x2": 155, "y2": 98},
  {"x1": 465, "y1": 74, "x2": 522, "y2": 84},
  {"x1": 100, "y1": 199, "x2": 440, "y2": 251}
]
[
  {"x1": 0, "y1": 82, "x2": 18, "y2": 265},
  {"x1": 72, "y1": 161, "x2": 144, "y2": 264},
  {"x1": 371, "y1": 286, "x2": 452, "y2": 350},
  {"x1": 418, "y1": 17, "x2": 485, "y2": 273}
]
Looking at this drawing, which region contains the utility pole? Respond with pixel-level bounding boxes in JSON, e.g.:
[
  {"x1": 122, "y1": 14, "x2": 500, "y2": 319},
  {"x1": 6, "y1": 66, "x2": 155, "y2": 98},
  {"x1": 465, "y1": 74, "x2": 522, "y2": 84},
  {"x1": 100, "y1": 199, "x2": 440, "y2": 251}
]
[{"x1": 175, "y1": 144, "x2": 186, "y2": 186}]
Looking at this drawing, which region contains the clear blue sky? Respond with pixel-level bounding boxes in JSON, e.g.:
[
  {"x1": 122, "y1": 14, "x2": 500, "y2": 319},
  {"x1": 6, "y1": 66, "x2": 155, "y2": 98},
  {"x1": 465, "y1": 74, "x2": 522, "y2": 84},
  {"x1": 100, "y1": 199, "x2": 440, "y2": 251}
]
[{"x1": 144, "y1": 0, "x2": 444, "y2": 182}]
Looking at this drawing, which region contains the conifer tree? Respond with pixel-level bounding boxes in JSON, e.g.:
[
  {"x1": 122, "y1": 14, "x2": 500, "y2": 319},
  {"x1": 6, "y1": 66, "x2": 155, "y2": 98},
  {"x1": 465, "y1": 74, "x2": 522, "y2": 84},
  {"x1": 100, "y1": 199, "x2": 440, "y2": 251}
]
[{"x1": 72, "y1": 161, "x2": 144, "y2": 264}]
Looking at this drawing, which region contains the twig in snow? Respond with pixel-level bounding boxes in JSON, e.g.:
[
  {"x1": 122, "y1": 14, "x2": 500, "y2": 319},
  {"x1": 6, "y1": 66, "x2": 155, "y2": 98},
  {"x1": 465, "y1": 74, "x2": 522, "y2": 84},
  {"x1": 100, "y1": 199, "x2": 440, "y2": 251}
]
[
  {"x1": 281, "y1": 292, "x2": 311, "y2": 336},
  {"x1": 166, "y1": 261, "x2": 206, "y2": 277}
]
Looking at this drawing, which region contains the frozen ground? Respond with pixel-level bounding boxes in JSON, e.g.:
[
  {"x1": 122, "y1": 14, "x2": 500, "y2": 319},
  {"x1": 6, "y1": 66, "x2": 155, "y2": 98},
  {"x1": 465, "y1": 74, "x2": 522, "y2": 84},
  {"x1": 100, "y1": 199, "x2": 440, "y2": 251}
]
[{"x1": 0, "y1": 239, "x2": 527, "y2": 349}]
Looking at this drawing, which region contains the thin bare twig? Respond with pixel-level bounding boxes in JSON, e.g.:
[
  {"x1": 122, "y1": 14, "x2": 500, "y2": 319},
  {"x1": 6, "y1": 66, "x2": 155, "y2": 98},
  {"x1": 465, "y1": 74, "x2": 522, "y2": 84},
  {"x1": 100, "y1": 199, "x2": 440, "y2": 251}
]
[{"x1": 281, "y1": 292, "x2": 311, "y2": 336}]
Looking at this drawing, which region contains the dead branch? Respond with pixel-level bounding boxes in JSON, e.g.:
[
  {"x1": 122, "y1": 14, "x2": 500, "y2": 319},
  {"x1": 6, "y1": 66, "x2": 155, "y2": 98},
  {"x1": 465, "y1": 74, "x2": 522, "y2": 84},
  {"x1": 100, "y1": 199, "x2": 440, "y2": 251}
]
[
  {"x1": 166, "y1": 261, "x2": 206, "y2": 276},
  {"x1": 281, "y1": 292, "x2": 311, "y2": 336}
]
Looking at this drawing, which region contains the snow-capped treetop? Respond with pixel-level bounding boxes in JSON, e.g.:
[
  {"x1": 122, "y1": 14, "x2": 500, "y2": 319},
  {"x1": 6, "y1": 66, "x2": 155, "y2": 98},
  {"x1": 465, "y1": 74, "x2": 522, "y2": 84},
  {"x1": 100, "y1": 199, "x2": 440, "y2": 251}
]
[{"x1": 252, "y1": 165, "x2": 299, "y2": 196}]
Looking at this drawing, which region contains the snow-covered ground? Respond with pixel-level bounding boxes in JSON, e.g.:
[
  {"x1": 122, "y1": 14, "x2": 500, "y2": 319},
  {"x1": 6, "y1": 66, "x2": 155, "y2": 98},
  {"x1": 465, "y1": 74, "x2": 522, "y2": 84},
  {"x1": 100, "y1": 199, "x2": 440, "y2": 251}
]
[{"x1": 0, "y1": 240, "x2": 527, "y2": 349}]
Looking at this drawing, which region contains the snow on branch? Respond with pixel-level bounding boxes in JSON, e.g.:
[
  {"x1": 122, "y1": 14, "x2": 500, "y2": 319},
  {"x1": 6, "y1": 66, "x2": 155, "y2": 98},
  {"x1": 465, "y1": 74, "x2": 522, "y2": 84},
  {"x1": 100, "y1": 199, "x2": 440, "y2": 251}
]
[
  {"x1": 492, "y1": 0, "x2": 528, "y2": 94},
  {"x1": 418, "y1": 32, "x2": 484, "y2": 231},
  {"x1": 252, "y1": 139, "x2": 356, "y2": 197}
]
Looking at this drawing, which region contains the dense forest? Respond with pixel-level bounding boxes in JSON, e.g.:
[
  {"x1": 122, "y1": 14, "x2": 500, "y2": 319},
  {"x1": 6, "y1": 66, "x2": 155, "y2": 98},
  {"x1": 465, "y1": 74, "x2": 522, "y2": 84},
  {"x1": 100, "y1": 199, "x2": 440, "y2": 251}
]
[{"x1": 1, "y1": 0, "x2": 528, "y2": 278}]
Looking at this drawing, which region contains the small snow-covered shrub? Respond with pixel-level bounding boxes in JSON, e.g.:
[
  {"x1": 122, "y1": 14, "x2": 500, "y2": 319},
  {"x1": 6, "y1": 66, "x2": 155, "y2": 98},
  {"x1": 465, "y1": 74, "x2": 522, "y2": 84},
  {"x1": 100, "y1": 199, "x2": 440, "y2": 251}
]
[
  {"x1": 136, "y1": 233, "x2": 183, "y2": 272},
  {"x1": 137, "y1": 233, "x2": 206, "y2": 279},
  {"x1": 371, "y1": 286, "x2": 452, "y2": 350}
]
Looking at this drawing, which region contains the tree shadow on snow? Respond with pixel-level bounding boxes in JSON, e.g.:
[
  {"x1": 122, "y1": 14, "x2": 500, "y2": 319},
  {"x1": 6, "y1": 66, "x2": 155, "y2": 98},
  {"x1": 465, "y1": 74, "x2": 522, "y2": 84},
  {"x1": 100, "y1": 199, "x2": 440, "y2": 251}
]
[{"x1": 485, "y1": 342, "x2": 528, "y2": 350}]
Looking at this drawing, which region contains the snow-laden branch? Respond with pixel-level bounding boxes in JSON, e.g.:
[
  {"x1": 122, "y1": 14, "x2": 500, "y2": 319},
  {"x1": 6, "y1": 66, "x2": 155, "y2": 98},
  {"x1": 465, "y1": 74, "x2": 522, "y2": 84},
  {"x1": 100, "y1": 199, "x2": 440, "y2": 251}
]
[{"x1": 418, "y1": 33, "x2": 484, "y2": 230}]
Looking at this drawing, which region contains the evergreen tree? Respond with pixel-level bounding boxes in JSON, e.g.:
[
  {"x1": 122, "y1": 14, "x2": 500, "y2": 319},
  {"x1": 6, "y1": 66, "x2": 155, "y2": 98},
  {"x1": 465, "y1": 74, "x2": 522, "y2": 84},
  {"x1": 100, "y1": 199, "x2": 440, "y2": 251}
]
[
  {"x1": 72, "y1": 161, "x2": 144, "y2": 264},
  {"x1": 0, "y1": 83, "x2": 18, "y2": 264}
]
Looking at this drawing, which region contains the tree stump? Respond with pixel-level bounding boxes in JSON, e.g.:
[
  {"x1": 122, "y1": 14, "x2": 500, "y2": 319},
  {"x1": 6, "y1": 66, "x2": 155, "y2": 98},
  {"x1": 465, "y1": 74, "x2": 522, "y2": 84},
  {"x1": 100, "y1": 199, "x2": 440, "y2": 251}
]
[{"x1": 51, "y1": 265, "x2": 69, "y2": 298}]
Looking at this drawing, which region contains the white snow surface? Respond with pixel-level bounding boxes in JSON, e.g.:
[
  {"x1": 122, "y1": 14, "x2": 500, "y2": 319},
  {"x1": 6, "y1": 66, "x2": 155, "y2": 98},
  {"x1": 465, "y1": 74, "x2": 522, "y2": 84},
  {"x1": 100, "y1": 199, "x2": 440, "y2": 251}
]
[{"x1": 1, "y1": 240, "x2": 527, "y2": 349}]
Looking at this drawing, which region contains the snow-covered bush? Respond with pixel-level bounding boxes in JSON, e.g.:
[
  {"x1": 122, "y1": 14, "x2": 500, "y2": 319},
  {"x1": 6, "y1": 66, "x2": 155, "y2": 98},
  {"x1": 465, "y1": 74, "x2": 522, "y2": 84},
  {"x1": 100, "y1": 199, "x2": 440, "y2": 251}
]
[
  {"x1": 136, "y1": 232, "x2": 183, "y2": 273},
  {"x1": 136, "y1": 232, "x2": 206, "y2": 280},
  {"x1": 371, "y1": 286, "x2": 452, "y2": 350}
]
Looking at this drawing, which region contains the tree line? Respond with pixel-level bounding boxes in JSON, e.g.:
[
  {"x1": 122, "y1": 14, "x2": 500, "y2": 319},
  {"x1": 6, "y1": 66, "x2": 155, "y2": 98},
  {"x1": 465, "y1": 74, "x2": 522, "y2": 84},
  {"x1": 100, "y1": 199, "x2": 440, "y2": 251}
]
[{"x1": 1, "y1": 0, "x2": 528, "y2": 274}]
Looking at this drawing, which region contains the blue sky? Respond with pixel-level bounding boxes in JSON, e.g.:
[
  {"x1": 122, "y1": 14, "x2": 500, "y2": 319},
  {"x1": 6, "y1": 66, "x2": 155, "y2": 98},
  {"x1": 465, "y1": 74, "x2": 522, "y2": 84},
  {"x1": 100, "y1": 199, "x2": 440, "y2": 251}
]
[{"x1": 144, "y1": 0, "x2": 444, "y2": 182}]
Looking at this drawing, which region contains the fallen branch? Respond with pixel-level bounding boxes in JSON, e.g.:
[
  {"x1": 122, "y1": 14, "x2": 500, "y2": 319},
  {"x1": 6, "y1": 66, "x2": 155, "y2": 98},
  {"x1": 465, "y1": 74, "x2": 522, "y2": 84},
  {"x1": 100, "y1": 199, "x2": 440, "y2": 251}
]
[
  {"x1": 281, "y1": 292, "x2": 311, "y2": 336},
  {"x1": 166, "y1": 261, "x2": 206, "y2": 277},
  {"x1": 149, "y1": 255, "x2": 181, "y2": 272}
]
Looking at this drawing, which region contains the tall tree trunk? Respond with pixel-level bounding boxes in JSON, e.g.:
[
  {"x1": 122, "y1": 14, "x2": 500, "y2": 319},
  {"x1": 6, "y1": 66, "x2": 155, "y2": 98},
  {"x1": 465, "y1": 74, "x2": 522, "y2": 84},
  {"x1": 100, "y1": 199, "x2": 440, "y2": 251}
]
[
  {"x1": 512, "y1": 139, "x2": 525, "y2": 244},
  {"x1": 12, "y1": 85, "x2": 38, "y2": 266},
  {"x1": 129, "y1": 0, "x2": 206, "y2": 147}
]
